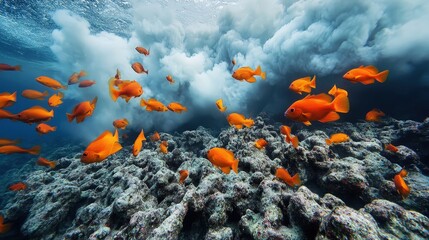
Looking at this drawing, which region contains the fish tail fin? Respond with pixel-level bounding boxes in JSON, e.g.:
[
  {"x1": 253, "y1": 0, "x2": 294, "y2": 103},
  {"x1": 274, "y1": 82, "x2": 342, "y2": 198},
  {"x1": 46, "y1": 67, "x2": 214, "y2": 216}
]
[
  {"x1": 243, "y1": 119, "x2": 254, "y2": 128},
  {"x1": 29, "y1": 145, "x2": 41, "y2": 155},
  {"x1": 66, "y1": 113, "x2": 74, "y2": 122},
  {"x1": 375, "y1": 70, "x2": 389, "y2": 83},
  {"x1": 292, "y1": 173, "x2": 301, "y2": 186},
  {"x1": 145, "y1": 69, "x2": 149, "y2": 74},
  {"x1": 232, "y1": 159, "x2": 239, "y2": 173},
  {"x1": 328, "y1": 85, "x2": 337, "y2": 96},
  {"x1": 332, "y1": 94, "x2": 349, "y2": 113},
  {"x1": 108, "y1": 78, "x2": 119, "y2": 102},
  {"x1": 10, "y1": 91, "x2": 17, "y2": 101},
  {"x1": 15, "y1": 65, "x2": 21, "y2": 71},
  {"x1": 140, "y1": 98, "x2": 147, "y2": 107},
  {"x1": 49, "y1": 162, "x2": 56, "y2": 169},
  {"x1": 49, "y1": 109, "x2": 54, "y2": 117},
  {"x1": 62, "y1": 85, "x2": 68, "y2": 90},
  {"x1": 78, "y1": 70, "x2": 87, "y2": 78},
  {"x1": 325, "y1": 139, "x2": 332, "y2": 145},
  {"x1": 309, "y1": 75, "x2": 316, "y2": 88},
  {"x1": 291, "y1": 136, "x2": 299, "y2": 148},
  {"x1": 43, "y1": 91, "x2": 49, "y2": 97},
  {"x1": 52, "y1": 126, "x2": 57, "y2": 131},
  {"x1": 255, "y1": 65, "x2": 266, "y2": 80}
]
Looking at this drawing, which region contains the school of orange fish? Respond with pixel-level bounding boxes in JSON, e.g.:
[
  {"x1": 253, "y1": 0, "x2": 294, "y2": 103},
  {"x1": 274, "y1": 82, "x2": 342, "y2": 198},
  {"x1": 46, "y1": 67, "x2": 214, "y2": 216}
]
[{"x1": 1, "y1": 51, "x2": 409, "y2": 233}]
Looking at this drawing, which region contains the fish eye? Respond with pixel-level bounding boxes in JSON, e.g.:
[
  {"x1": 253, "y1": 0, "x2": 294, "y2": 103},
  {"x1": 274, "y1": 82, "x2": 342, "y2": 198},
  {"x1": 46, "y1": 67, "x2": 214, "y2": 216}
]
[
  {"x1": 82, "y1": 152, "x2": 88, "y2": 157},
  {"x1": 290, "y1": 108, "x2": 295, "y2": 113}
]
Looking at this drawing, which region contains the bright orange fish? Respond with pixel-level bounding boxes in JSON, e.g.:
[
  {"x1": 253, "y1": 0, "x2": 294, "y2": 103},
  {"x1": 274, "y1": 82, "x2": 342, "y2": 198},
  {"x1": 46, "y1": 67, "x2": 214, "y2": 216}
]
[
  {"x1": 254, "y1": 138, "x2": 268, "y2": 149},
  {"x1": 66, "y1": 97, "x2": 97, "y2": 123},
  {"x1": 68, "y1": 70, "x2": 86, "y2": 85},
  {"x1": 0, "y1": 214, "x2": 12, "y2": 234},
  {"x1": 81, "y1": 129, "x2": 122, "y2": 164},
  {"x1": 227, "y1": 113, "x2": 254, "y2": 129},
  {"x1": 131, "y1": 62, "x2": 148, "y2": 74},
  {"x1": 325, "y1": 133, "x2": 349, "y2": 145},
  {"x1": 365, "y1": 109, "x2": 385, "y2": 122},
  {"x1": 0, "y1": 109, "x2": 15, "y2": 120},
  {"x1": 166, "y1": 75, "x2": 175, "y2": 84},
  {"x1": 167, "y1": 102, "x2": 187, "y2": 113},
  {"x1": 289, "y1": 76, "x2": 316, "y2": 95},
  {"x1": 393, "y1": 168, "x2": 410, "y2": 199},
  {"x1": 132, "y1": 129, "x2": 146, "y2": 157},
  {"x1": 8, "y1": 182, "x2": 27, "y2": 191},
  {"x1": 285, "y1": 93, "x2": 349, "y2": 126},
  {"x1": 14, "y1": 106, "x2": 54, "y2": 124},
  {"x1": 48, "y1": 92, "x2": 64, "y2": 107},
  {"x1": 215, "y1": 99, "x2": 227, "y2": 112},
  {"x1": 160, "y1": 141, "x2": 168, "y2": 154},
  {"x1": 135, "y1": 46, "x2": 150, "y2": 56},
  {"x1": 343, "y1": 65, "x2": 389, "y2": 85},
  {"x1": 328, "y1": 85, "x2": 348, "y2": 97},
  {"x1": 21, "y1": 89, "x2": 49, "y2": 100},
  {"x1": 275, "y1": 167, "x2": 301, "y2": 187},
  {"x1": 150, "y1": 131, "x2": 160, "y2": 142},
  {"x1": 385, "y1": 143, "x2": 399, "y2": 153},
  {"x1": 78, "y1": 80, "x2": 96, "y2": 88},
  {"x1": 279, "y1": 125, "x2": 299, "y2": 149},
  {"x1": 0, "y1": 138, "x2": 19, "y2": 146},
  {"x1": 232, "y1": 65, "x2": 266, "y2": 83},
  {"x1": 36, "y1": 76, "x2": 67, "y2": 90},
  {"x1": 109, "y1": 78, "x2": 143, "y2": 102},
  {"x1": 0, "y1": 92, "x2": 17, "y2": 108},
  {"x1": 0, "y1": 145, "x2": 40, "y2": 155},
  {"x1": 0, "y1": 63, "x2": 21, "y2": 71},
  {"x1": 207, "y1": 147, "x2": 239, "y2": 174},
  {"x1": 179, "y1": 169, "x2": 189, "y2": 184},
  {"x1": 36, "y1": 123, "x2": 57, "y2": 134},
  {"x1": 140, "y1": 98, "x2": 168, "y2": 112},
  {"x1": 113, "y1": 118, "x2": 129, "y2": 129},
  {"x1": 37, "y1": 157, "x2": 56, "y2": 169}
]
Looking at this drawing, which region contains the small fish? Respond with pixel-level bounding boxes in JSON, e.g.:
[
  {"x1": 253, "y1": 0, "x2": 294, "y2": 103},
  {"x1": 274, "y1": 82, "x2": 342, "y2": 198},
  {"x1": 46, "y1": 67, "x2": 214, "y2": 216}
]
[
  {"x1": 109, "y1": 78, "x2": 143, "y2": 102},
  {"x1": 131, "y1": 62, "x2": 148, "y2": 74},
  {"x1": 179, "y1": 169, "x2": 189, "y2": 184},
  {"x1": 207, "y1": 147, "x2": 239, "y2": 174},
  {"x1": 132, "y1": 129, "x2": 146, "y2": 157},
  {"x1": 78, "y1": 80, "x2": 96, "y2": 88},
  {"x1": 215, "y1": 99, "x2": 227, "y2": 112},
  {"x1": 232, "y1": 65, "x2": 266, "y2": 83},
  {"x1": 393, "y1": 168, "x2": 410, "y2": 199},
  {"x1": 48, "y1": 92, "x2": 64, "y2": 107},
  {"x1": 0, "y1": 109, "x2": 15, "y2": 120},
  {"x1": 325, "y1": 133, "x2": 350, "y2": 145},
  {"x1": 385, "y1": 143, "x2": 399, "y2": 153},
  {"x1": 36, "y1": 123, "x2": 57, "y2": 134},
  {"x1": 279, "y1": 125, "x2": 299, "y2": 149},
  {"x1": 0, "y1": 63, "x2": 21, "y2": 71},
  {"x1": 0, "y1": 92, "x2": 17, "y2": 108},
  {"x1": 37, "y1": 157, "x2": 56, "y2": 169},
  {"x1": 68, "y1": 70, "x2": 86, "y2": 85},
  {"x1": 0, "y1": 145, "x2": 40, "y2": 155},
  {"x1": 365, "y1": 109, "x2": 385, "y2": 122},
  {"x1": 343, "y1": 65, "x2": 389, "y2": 85},
  {"x1": 160, "y1": 141, "x2": 168, "y2": 154},
  {"x1": 166, "y1": 75, "x2": 175, "y2": 84},
  {"x1": 328, "y1": 85, "x2": 348, "y2": 97},
  {"x1": 0, "y1": 138, "x2": 19, "y2": 146},
  {"x1": 275, "y1": 167, "x2": 301, "y2": 187},
  {"x1": 113, "y1": 118, "x2": 129, "y2": 129},
  {"x1": 81, "y1": 129, "x2": 122, "y2": 164},
  {"x1": 227, "y1": 113, "x2": 254, "y2": 129},
  {"x1": 66, "y1": 97, "x2": 97, "y2": 123},
  {"x1": 140, "y1": 98, "x2": 168, "y2": 112},
  {"x1": 231, "y1": 59, "x2": 236, "y2": 66},
  {"x1": 36, "y1": 76, "x2": 67, "y2": 90},
  {"x1": 21, "y1": 89, "x2": 49, "y2": 100},
  {"x1": 0, "y1": 214, "x2": 12, "y2": 234},
  {"x1": 285, "y1": 93, "x2": 349, "y2": 126},
  {"x1": 167, "y1": 102, "x2": 187, "y2": 113},
  {"x1": 150, "y1": 131, "x2": 160, "y2": 142},
  {"x1": 135, "y1": 46, "x2": 150, "y2": 56},
  {"x1": 289, "y1": 76, "x2": 316, "y2": 95},
  {"x1": 14, "y1": 106, "x2": 54, "y2": 124},
  {"x1": 254, "y1": 138, "x2": 268, "y2": 149},
  {"x1": 8, "y1": 182, "x2": 27, "y2": 191}
]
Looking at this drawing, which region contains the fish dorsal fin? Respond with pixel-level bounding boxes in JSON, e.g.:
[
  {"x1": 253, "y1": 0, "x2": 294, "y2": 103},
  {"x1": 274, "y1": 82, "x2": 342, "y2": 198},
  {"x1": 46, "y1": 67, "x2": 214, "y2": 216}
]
[
  {"x1": 94, "y1": 131, "x2": 112, "y2": 142},
  {"x1": 358, "y1": 65, "x2": 364, "y2": 68},
  {"x1": 364, "y1": 65, "x2": 379, "y2": 74},
  {"x1": 304, "y1": 93, "x2": 332, "y2": 102},
  {"x1": 28, "y1": 106, "x2": 48, "y2": 110},
  {"x1": 91, "y1": 96, "x2": 98, "y2": 106},
  {"x1": 296, "y1": 76, "x2": 312, "y2": 82},
  {"x1": 148, "y1": 98, "x2": 158, "y2": 102}
]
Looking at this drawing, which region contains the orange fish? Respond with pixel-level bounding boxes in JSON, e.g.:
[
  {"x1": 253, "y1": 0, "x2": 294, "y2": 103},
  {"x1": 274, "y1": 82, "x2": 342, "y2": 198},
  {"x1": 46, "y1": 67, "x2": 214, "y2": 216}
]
[
  {"x1": 160, "y1": 141, "x2": 168, "y2": 154},
  {"x1": 232, "y1": 65, "x2": 266, "y2": 83},
  {"x1": 179, "y1": 169, "x2": 189, "y2": 184},
  {"x1": 227, "y1": 113, "x2": 254, "y2": 129},
  {"x1": 150, "y1": 131, "x2": 160, "y2": 142},
  {"x1": 36, "y1": 76, "x2": 67, "y2": 90},
  {"x1": 279, "y1": 125, "x2": 299, "y2": 149},
  {"x1": 36, "y1": 123, "x2": 57, "y2": 134},
  {"x1": 8, "y1": 182, "x2": 27, "y2": 191},
  {"x1": 132, "y1": 129, "x2": 146, "y2": 157},
  {"x1": 113, "y1": 118, "x2": 129, "y2": 129},
  {"x1": 0, "y1": 63, "x2": 21, "y2": 71},
  {"x1": 81, "y1": 129, "x2": 122, "y2": 164},
  {"x1": 0, "y1": 92, "x2": 17, "y2": 108},
  {"x1": 328, "y1": 85, "x2": 348, "y2": 97},
  {"x1": 167, "y1": 102, "x2": 187, "y2": 113},
  {"x1": 289, "y1": 76, "x2": 316, "y2": 95},
  {"x1": 385, "y1": 143, "x2": 399, "y2": 153},
  {"x1": 343, "y1": 65, "x2": 389, "y2": 85},
  {"x1": 131, "y1": 62, "x2": 148, "y2": 74},
  {"x1": 21, "y1": 89, "x2": 49, "y2": 100},
  {"x1": 365, "y1": 109, "x2": 385, "y2": 122},
  {"x1": 48, "y1": 92, "x2": 64, "y2": 107},
  {"x1": 109, "y1": 78, "x2": 143, "y2": 102},
  {"x1": 393, "y1": 168, "x2": 410, "y2": 199},
  {"x1": 0, "y1": 214, "x2": 12, "y2": 234},
  {"x1": 136, "y1": 46, "x2": 150, "y2": 56},
  {"x1": 0, "y1": 145, "x2": 40, "y2": 155},
  {"x1": 254, "y1": 138, "x2": 268, "y2": 149},
  {"x1": 207, "y1": 147, "x2": 239, "y2": 174},
  {"x1": 285, "y1": 93, "x2": 349, "y2": 126},
  {"x1": 78, "y1": 80, "x2": 96, "y2": 88},
  {"x1": 0, "y1": 138, "x2": 19, "y2": 146},
  {"x1": 215, "y1": 99, "x2": 227, "y2": 112},
  {"x1": 166, "y1": 75, "x2": 175, "y2": 84},
  {"x1": 68, "y1": 70, "x2": 86, "y2": 85},
  {"x1": 14, "y1": 106, "x2": 54, "y2": 124},
  {"x1": 66, "y1": 97, "x2": 97, "y2": 123},
  {"x1": 325, "y1": 133, "x2": 349, "y2": 145},
  {"x1": 0, "y1": 109, "x2": 15, "y2": 120},
  {"x1": 140, "y1": 98, "x2": 168, "y2": 112},
  {"x1": 37, "y1": 157, "x2": 56, "y2": 169},
  {"x1": 275, "y1": 167, "x2": 301, "y2": 187}
]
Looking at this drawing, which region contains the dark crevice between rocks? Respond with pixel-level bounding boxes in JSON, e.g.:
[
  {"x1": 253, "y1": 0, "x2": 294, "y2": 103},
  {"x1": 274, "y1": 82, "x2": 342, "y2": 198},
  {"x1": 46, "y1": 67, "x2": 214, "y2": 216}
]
[
  {"x1": 108, "y1": 211, "x2": 130, "y2": 231},
  {"x1": 178, "y1": 208, "x2": 207, "y2": 240}
]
